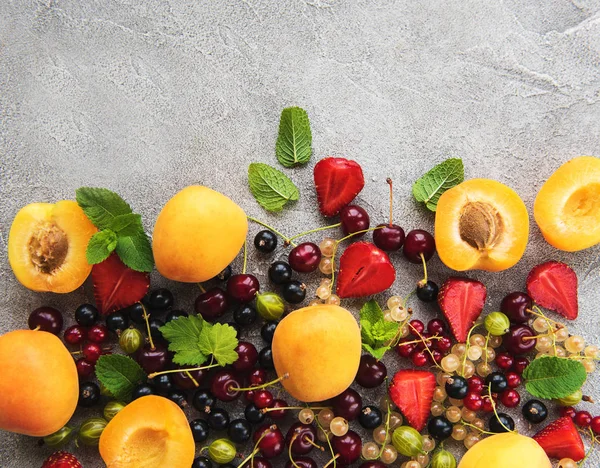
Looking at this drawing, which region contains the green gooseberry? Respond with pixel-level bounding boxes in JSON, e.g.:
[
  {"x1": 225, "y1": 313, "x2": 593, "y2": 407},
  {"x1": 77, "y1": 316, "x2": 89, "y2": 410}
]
[
  {"x1": 208, "y1": 438, "x2": 236, "y2": 464},
  {"x1": 392, "y1": 425, "x2": 423, "y2": 457},
  {"x1": 484, "y1": 311, "x2": 510, "y2": 336},
  {"x1": 99, "y1": 381, "x2": 113, "y2": 397},
  {"x1": 556, "y1": 389, "x2": 583, "y2": 406},
  {"x1": 431, "y1": 449, "x2": 457, "y2": 468},
  {"x1": 103, "y1": 401, "x2": 127, "y2": 421},
  {"x1": 43, "y1": 426, "x2": 74, "y2": 447},
  {"x1": 78, "y1": 418, "x2": 108, "y2": 446},
  {"x1": 119, "y1": 327, "x2": 144, "y2": 354},
  {"x1": 256, "y1": 292, "x2": 285, "y2": 321}
]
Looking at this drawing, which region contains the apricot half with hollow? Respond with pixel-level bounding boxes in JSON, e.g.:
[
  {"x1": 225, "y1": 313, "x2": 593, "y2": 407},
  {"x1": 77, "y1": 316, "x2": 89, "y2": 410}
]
[
  {"x1": 99, "y1": 395, "x2": 195, "y2": 468},
  {"x1": 152, "y1": 186, "x2": 248, "y2": 282},
  {"x1": 0, "y1": 330, "x2": 78, "y2": 436},
  {"x1": 272, "y1": 304, "x2": 361, "y2": 402},
  {"x1": 8, "y1": 201, "x2": 97, "y2": 293},
  {"x1": 534, "y1": 156, "x2": 600, "y2": 251},
  {"x1": 435, "y1": 179, "x2": 529, "y2": 272}
]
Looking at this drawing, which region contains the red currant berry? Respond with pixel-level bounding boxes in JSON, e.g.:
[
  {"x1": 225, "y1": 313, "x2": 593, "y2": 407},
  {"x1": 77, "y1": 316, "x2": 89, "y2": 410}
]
[
  {"x1": 249, "y1": 368, "x2": 267, "y2": 386},
  {"x1": 64, "y1": 325, "x2": 85, "y2": 345},
  {"x1": 87, "y1": 324, "x2": 108, "y2": 343},
  {"x1": 427, "y1": 319, "x2": 447, "y2": 335},
  {"x1": 560, "y1": 407, "x2": 577, "y2": 420},
  {"x1": 268, "y1": 399, "x2": 288, "y2": 420},
  {"x1": 232, "y1": 341, "x2": 259, "y2": 373},
  {"x1": 463, "y1": 393, "x2": 483, "y2": 411},
  {"x1": 505, "y1": 371, "x2": 522, "y2": 389},
  {"x1": 500, "y1": 389, "x2": 521, "y2": 408},
  {"x1": 76, "y1": 358, "x2": 95, "y2": 379},
  {"x1": 288, "y1": 243, "x2": 322, "y2": 273},
  {"x1": 435, "y1": 336, "x2": 452, "y2": 352},
  {"x1": 245, "y1": 389, "x2": 256, "y2": 403},
  {"x1": 511, "y1": 356, "x2": 530, "y2": 374},
  {"x1": 254, "y1": 390, "x2": 274, "y2": 409},
  {"x1": 591, "y1": 416, "x2": 600, "y2": 434},
  {"x1": 429, "y1": 349, "x2": 443, "y2": 364},
  {"x1": 411, "y1": 350, "x2": 428, "y2": 367},
  {"x1": 467, "y1": 376, "x2": 485, "y2": 394},
  {"x1": 574, "y1": 411, "x2": 592, "y2": 428},
  {"x1": 82, "y1": 342, "x2": 103, "y2": 364},
  {"x1": 396, "y1": 340, "x2": 416, "y2": 358},
  {"x1": 495, "y1": 352, "x2": 514, "y2": 370},
  {"x1": 409, "y1": 320, "x2": 425, "y2": 336},
  {"x1": 481, "y1": 395, "x2": 497, "y2": 413}
]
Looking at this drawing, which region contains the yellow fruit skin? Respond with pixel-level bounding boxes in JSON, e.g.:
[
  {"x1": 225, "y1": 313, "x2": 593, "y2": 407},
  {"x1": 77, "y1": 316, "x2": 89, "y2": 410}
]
[
  {"x1": 152, "y1": 186, "x2": 248, "y2": 282},
  {"x1": 272, "y1": 304, "x2": 361, "y2": 402},
  {"x1": 99, "y1": 395, "x2": 195, "y2": 468},
  {"x1": 534, "y1": 156, "x2": 600, "y2": 251},
  {"x1": 0, "y1": 330, "x2": 78, "y2": 436},
  {"x1": 458, "y1": 433, "x2": 551, "y2": 468}
]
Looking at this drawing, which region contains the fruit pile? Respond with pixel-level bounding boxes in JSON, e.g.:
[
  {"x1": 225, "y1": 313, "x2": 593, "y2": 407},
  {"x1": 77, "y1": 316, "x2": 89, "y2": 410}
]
[{"x1": 2, "y1": 107, "x2": 600, "y2": 468}]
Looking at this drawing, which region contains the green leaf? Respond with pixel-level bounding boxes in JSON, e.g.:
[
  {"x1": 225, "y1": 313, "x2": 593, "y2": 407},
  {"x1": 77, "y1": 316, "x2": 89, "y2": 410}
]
[
  {"x1": 359, "y1": 299, "x2": 399, "y2": 357},
  {"x1": 275, "y1": 107, "x2": 312, "y2": 167},
  {"x1": 198, "y1": 323, "x2": 239, "y2": 366},
  {"x1": 109, "y1": 213, "x2": 143, "y2": 235},
  {"x1": 115, "y1": 232, "x2": 154, "y2": 273},
  {"x1": 159, "y1": 316, "x2": 207, "y2": 366},
  {"x1": 362, "y1": 343, "x2": 390, "y2": 361},
  {"x1": 95, "y1": 354, "x2": 146, "y2": 402},
  {"x1": 76, "y1": 187, "x2": 133, "y2": 229},
  {"x1": 360, "y1": 299, "x2": 385, "y2": 326},
  {"x1": 86, "y1": 230, "x2": 117, "y2": 264},
  {"x1": 248, "y1": 163, "x2": 299, "y2": 212},
  {"x1": 412, "y1": 158, "x2": 464, "y2": 212},
  {"x1": 523, "y1": 356, "x2": 587, "y2": 399},
  {"x1": 370, "y1": 320, "x2": 399, "y2": 345}
]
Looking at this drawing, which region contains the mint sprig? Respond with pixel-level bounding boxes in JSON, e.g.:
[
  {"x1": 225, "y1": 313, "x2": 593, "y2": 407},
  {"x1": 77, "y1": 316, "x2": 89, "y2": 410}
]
[
  {"x1": 276, "y1": 107, "x2": 312, "y2": 167},
  {"x1": 360, "y1": 299, "x2": 399, "y2": 360},
  {"x1": 412, "y1": 158, "x2": 464, "y2": 212},
  {"x1": 523, "y1": 356, "x2": 587, "y2": 399},
  {"x1": 95, "y1": 354, "x2": 146, "y2": 402},
  {"x1": 248, "y1": 163, "x2": 299, "y2": 212},
  {"x1": 76, "y1": 187, "x2": 154, "y2": 272}
]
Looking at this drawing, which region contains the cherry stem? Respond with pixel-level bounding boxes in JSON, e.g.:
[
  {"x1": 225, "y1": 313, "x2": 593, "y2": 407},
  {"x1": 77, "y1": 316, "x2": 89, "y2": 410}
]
[
  {"x1": 315, "y1": 417, "x2": 336, "y2": 468},
  {"x1": 230, "y1": 373, "x2": 289, "y2": 392},
  {"x1": 488, "y1": 383, "x2": 516, "y2": 433},
  {"x1": 288, "y1": 223, "x2": 342, "y2": 243},
  {"x1": 526, "y1": 307, "x2": 564, "y2": 327},
  {"x1": 242, "y1": 239, "x2": 248, "y2": 275},
  {"x1": 323, "y1": 454, "x2": 340, "y2": 468},
  {"x1": 147, "y1": 362, "x2": 220, "y2": 379},
  {"x1": 289, "y1": 438, "x2": 301, "y2": 468},
  {"x1": 419, "y1": 252, "x2": 428, "y2": 285},
  {"x1": 246, "y1": 216, "x2": 297, "y2": 247},
  {"x1": 304, "y1": 436, "x2": 325, "y2": 451},
  {"x1": 197, "y1": 283, "x2": 206, "y2": 293},
  {"x1": 139, "y1": 302, "x2": 155, "y2": 350},
  {"x1": 261, "y1": 405, "x2": 330, "y2": 414},
  {"x1": 184, "y1": 370, "x2": 200, "y2": 387},
  {"x1": 579, "y1": 427, "x2": 596, "y2": 467},
  {"x1": 237, "y1": 446, "x2": 260, "y2": 468},
  {"x1": 387, "y1": 177, "x2": 393, "y2": 226},
  {"x1": 33, "y1": 325, "x2": 41, "y2": 332}
]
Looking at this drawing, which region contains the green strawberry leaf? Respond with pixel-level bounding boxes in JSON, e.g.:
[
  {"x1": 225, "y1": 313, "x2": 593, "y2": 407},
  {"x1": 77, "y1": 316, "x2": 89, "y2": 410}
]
[
  {"x1": 523, "y1": 356, "x2": 587, "y2": 399},
  {"x1": 412, "y1": 158, "x2": 464, "y2": 211},
  {"x1": 276, "y1": 106, "x2": 312, "y2": 167},
  {"x1": 248, "y1": 163, "x2": 299, "y2": 212}
]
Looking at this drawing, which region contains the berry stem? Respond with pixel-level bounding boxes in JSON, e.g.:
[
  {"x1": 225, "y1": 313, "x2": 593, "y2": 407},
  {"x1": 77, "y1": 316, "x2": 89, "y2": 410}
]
[
  {"x1": 288, "y1": 438, "x2": 301, "y2": 468},
  {"x1": 323, "y1": 454, "x2": 340, "y2": 468},
  {"x1": 184, "y1": 370, "x2": 200, "y2": 388},
  {"x1": 488, "y1": 383, "x2": 516, "y2": 433},
  {"x1": 237, "y1": 447, "x2": 260, "y2": 468},
  {"x1": 140, "y1": 302, "x2": 155, "y2": 350},
  {"x1": 386, "y1": 178, "x2": 393, "y2": 227},
  {"x1": 461, "y1": 420, "x2": 496, "y2": 436},
  {"x1": 242, "y1": 239, "x2": 248, "y2": 275},
  {"x1": 261, "y1": 405, "x2": 330, "y2": 414},
  {"x1": 315, "y1": 417, "x2": 336, "y2": 468},
  {"x1": 526, "y1": 307, "x2": 564, "y2": 327},
  {"x1": 147, "y1": 362, "x2": 220, "y2": 379},
  {"x1": 408, "y1": 322, "x2": 444, "y2": 370},
  {"x1": 419, "y1": 252, "x2": 428, "y2": 285},
  {"x1": 461, "y1": 322, "x2": 481, "y2": 377},
  {"x1": 483, "y1": 332, "x2": 491, "y2": 367},
  {"x1": 287, "y1": 223, "x2": 342, "y2": 242},
  {"x1": 579, "y1": 427, "x2": 596, "y2": 468},
  {"x1": 377, "y1": 399, "x2": 392, "y2": 459},
  {"x1": 197, "y1": 283, "x2": 206, "y2": 293},
  {"x1": 246, "y1": 216, "x2": 297, "y2": 247},
  {"x1": 230, "y1": 373, "x2": 289, "y2": 392}
]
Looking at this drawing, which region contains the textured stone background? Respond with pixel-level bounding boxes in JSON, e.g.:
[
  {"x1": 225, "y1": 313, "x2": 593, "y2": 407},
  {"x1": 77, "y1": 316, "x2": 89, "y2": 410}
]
[{"x1": 2, "y1": 0, "x2": 600, "y2": 466}]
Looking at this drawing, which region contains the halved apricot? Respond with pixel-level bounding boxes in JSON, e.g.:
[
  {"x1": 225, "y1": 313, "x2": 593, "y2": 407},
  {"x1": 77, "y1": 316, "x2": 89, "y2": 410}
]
[
  {"x1": 534, "y1": 156, "x2": 600, "y2": 251},
  {"x1": 8, "y1": 201, "x2": 97, "y2": 293},
  {"x1": 99, "y1": 395, "x2": 195, "y2": 468},
  {"x1": 435, "y1": 179, "x2": 529, "y2": 272}
]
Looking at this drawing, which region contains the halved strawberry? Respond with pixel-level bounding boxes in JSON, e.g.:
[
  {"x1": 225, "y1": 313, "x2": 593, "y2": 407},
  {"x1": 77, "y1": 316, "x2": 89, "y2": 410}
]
[
  {"x1": 336, "y1": 242, "x2": 396, "y2": 298},
  {"x1": 533, "y1": 416, "x2": 585, "y2": 461},
  {"x1": 526, "y1": 261, "x2": 578, "y2": 320},
  {"x1": 314, "y1": 157, "x2": 365, "y2": 217},
  {"x1": 388, "y1": 369, "x2": 436, "y2": 431},
  {"x1": 438, "y1": 277, "x2": 487, "y2": 342},
  {"x1": 42, "y1": 451, "x2": 82, "y2": 468},
  {"x1": 92, "y1": 253, "x2": 150, "y2": 314}
]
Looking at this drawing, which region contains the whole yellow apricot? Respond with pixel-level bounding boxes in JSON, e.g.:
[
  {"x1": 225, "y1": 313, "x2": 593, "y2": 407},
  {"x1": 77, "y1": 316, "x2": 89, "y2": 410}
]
[
  {"x1": 458, "y1": 432, "x2": 551, "y2": 468},
  {"x1": 99, "y1": 395, "x2": 195, "y2": 468},
  {"x1": 272, "y1": 304, "x2": 361, "y2": 402},
  {"x1": 0, "y1": 330, "x2": 78, "y2": 436},
  {"x1": 152, "y1": 186, "x2": 248, "y2": 282}
]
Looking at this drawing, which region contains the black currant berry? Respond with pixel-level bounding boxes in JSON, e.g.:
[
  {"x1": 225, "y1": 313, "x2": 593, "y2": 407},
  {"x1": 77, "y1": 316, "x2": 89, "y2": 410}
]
[
  {"x1": 75, "y1": 304, "x2": 99, "y2": 326},
  {"x1": 207, "y1": 408, "x2": 230, "y2": 430},
  {"x1": 244, "y1": 403, "x2": 265, "y2": 425},
  {"x1": 486, "y1": 372, "x2": 509, "y2": 394},
  {"x1": 522, "y1": 400, "x2": 548, "y2": 424},
  {"x1": 427, "y1": 416, "x2": 453, "y2": 440},
  {"x1": 489, "y1": 413, "x2": 515, "y2": 433},
  {"x1": 416, "y1": 281, "x2": 439, "y2": 303},
  {"x1": 258, "y1": 347, "x2": 274, "y2": 369},
  {"x1": 148, "y1": 288, "x2": 174, "y2": 311},
  {"x1": 358, "y1": 406, "x2": 383, "y2": 429},
  {"x1": 445, "y1": 376, "x2": 469, "y2": 399},
  {"x1": 260, "y1": 322, "x2": 278, "y2": 344},
  {"x1": 268, "y1": 261, "x2": 292, "y2": 285},
  {"x1": 281, "y1": 280, "x2": 306, "y2": 304},
  {"x1": 78, "y1": 382, "x2": 101, "y2": 407},
  {"x1": 131, "y1": 383, "x2": 156, "y2": 400},
  {"x1": 254, "y1": 230, "x2": 278, "y2": 253},
  {"x1": 190, "y1": 419, "x2": 210, "y2": 443},
  {"x1": 234, "y1": 304, "x2": 258, "y2": 326},
  {"x1": 193, "y1": 390, "x2": 216, "y2": 414},
  {"x1": 227, "y1": 418, "x2": 252, "y2": 443},
  {"x1": 165, "y1": 310, "x2": 188, "y2": 323},
  {"x1": 106, "y1": 311, "x2": 129, "y2": 333}
]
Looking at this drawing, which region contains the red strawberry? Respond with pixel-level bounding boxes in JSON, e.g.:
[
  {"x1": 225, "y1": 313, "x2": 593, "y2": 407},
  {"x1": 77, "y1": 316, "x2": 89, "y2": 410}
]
[
  {"x1": 526, "y1": 261, "x2": 578, "y2": 320},
  {"x1": 438, "y1": 277, "x2": 487, "y2": 342},
  {"x1": 533, "y1": 416, "x2": 585, "y2": 461},
  {"x1": 42, "y1": 451, "x2": 82, "y2": 468},
  {"x1": 92, "y1": 253, "x2": 150, "y2": 314},
  {"x1": 336, "y1": 242, "x2": 395, "y2": 298},
  {"x1": 388, "y1": 370, "x2": 436, "y2": 431},
  {"x1": 314, "y1": 157, "x2": 365, "y2": 217}
]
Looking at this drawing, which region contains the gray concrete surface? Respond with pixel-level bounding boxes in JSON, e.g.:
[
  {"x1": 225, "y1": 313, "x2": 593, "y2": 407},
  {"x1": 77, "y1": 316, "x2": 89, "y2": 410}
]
[{"x1": 2, "y1": 0, "x2": 600, "y2": 466}]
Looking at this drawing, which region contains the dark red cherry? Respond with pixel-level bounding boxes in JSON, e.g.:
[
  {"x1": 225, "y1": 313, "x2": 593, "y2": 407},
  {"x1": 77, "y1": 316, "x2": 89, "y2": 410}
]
[
  {"x1": 227, "y1": 274, "x2": 260, "y2": 303},
  {"x1": 210, "y1": 370, "x2": 242, "y2": 402},
  {"x1": 172, "y1": 368, "x2": 207, "y2": 390},
  {"x1": 504, "y1": 324, "x2": 536, "y2": 355},
  {"x1": 332, "y1": 388, "x2": 362, "y2": 421},
  {"x1": 76, "y1": 358, "x2": 95, "y2": 379},
  {"x1": 373, "y1": 224, "x2": 405, "y2": 251},
  {"x1": 285, "y1": 457, "x2": 317, "y2": 468},
  {"x1": 63, "y1": 324, "x2": 85, "y2": 345},
  {"x1": 340, "y1": 205, "x2": 370, "y2": 236},
  {"x1": 249, "y1": 368, "x2": 267, "y2": 386},
  {"x1": 355, "y1": 355, "x2": 387, "y2": 388},
  {"x1": 28, "y1": 307, "x2": 63, "y2": 334},
  {"x1": 232, "y1": 341, "x2": 259, "y2": 373},
  {"x1": 332, "y1": 430, "x2": 362, "y2": 464},
  {"x1": 286, "y1": 422, "x2": 317, "y2": 455},
  {"x1": 248, "y1": 458, "x2": 272, "y2": 468},
  {"x1": 288, "y1": 243, "x2": 322, "y2": 273},
  {"x1": 195, "y1": 287, "x2": 229, "y2": 321},
  {"x1": 253, "y1": 424, "x2": 285, "y2": 458},
  {"x1": 137, "y1": 344, "x2": 169, "y2": 374},
  {"x1": 501, "y1": 292, "x2": 533, "y2": 323},
  {"x1": 403, "y1": 229, "x2": 436, "y2": 263},
  {"x1": 253, "y1": 390, "x2": 274, "y2": 409},
  {"x1": 82, "y1": 342, "x2": 103, "y2": 364}
]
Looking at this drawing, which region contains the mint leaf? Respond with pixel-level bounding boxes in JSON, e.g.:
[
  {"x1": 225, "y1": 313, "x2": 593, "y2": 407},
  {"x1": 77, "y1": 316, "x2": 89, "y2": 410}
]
[
  {"x1": 370, "y1": 321, "x2": 400, "y2": 345},
  {"x1": 76, "y1": 187, "x2": 132, "y2": 229},
  {"x1": 362, "y1": 343, "x2": 389, "y2": 361},
  {"x1": 109, "y1": 213, "x2": 143, "y2": 234},
  {"x1": 523, "y1": 356, "x2": 587, "y2": 399},
  {"x1": 115, "y1": 232, "x2": 154, "y2": 273},
  {"x1": 276, "y1": 107, "x2": 312, "y2": 167},
  {"x1": 198, "y1": 323, "x2": 239, "y2": 366},
  {"x1": 359, "y1": 299, "x2": 399, "y2": 359},
  {"x1": 159, "y1": 315, "x2": 207, "y2": 366},
  {"x1": 360, "y1": 300, "x2": 385, "y2": 327},
  {"x1": 412, "y1": 158, "x2": 464, "y2": 212},
  {"x1": 86, "y1": 230, "x2": 117, "y2": 264},
  {"x1": 95, "y1": 354, "x2": 146, "y2": 401},
  {"x1": 248, "y1": 163, "x2": 299, "y2": 212}
]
